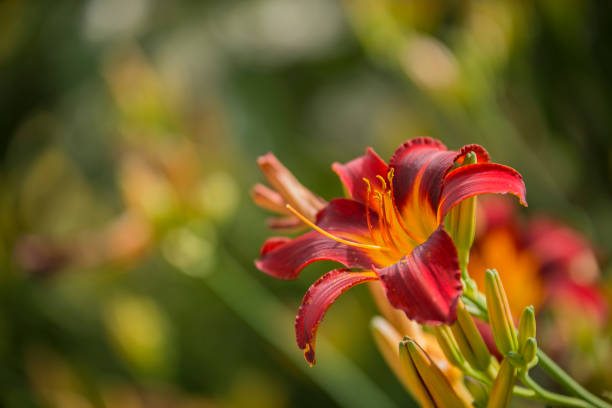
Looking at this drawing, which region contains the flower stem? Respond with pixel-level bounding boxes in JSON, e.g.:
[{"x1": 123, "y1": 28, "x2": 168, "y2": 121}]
[
  {"x1": 519, "y1": 373, "x2": 595, "y2": 408},
  {"x1": 536, "y1": 350, "x2": 612, "y2": 408}
]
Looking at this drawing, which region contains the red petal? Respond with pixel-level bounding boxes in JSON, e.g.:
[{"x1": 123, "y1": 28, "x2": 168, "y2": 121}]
[
  {"x1": 332, "y1": 148, "x2": 388, "y2": 203},
  {"x1": 295, "y1": 269, "x2": 378, "y2": 365},
  {"x1": 438, "y1": 163, "x2": 527, "y2": 221},
  {"x1": 255, "y1": 199, "x2": 380, "y2": 279},
  {"x1": 375, "y1": 227, "x2": 463, "y2": 324},
  {"x1": 388, "y1": 138, "x2": 456, "y2": 238},
  {"x1": 455, "y1": 144, "x2": 490, "y2": 164},
  {"x1": 255, "y1": 232, "x2": 375, "y2": 279},
  {"x1": 316, "y1": 198, "x2": 380, "y2": 235}
]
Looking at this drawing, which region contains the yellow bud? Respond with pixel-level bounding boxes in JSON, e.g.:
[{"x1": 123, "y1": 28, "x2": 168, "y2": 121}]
[
  {"x1": 464, "y1": 376, "x2": 488, "y2": 407},
  {"x1": 371, "y1": 317, "x2": 411, "y2": 392},
  {"x1": 486, "y1": 359, "x2": 516, "y2": 408},
  {"x1": 398, "y1": 339, "x2": 437, "y2": 408},
  {"x1": 485, "y1": 269, "x2": 518, "y2": 356},
  {"x1": 400, "y1": 338, "x2": 470, "y2": 408},
  {"x1": 432, "y1": 325, "x2": 465, "y2": 368},
  {"x1": 517, "y1": 306, "x2": 536, "y2": 353},
  {"x1": 452, "y1": 300, "x2": 492, "y2": 371}
]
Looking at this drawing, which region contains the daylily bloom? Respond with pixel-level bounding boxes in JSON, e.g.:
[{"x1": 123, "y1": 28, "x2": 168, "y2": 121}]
[
  {"x1": 254, "y1": 137, "x2": 526, "y2": 365},
  {"x1": 470, "y1": 197, "x2": 607, "y2": 322}
]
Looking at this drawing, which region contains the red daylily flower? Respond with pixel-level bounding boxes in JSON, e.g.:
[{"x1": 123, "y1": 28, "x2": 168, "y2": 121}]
[
  {"x1": 254, "y1": 138, "x2": 527, "y2": 365},
  {"x1": 470, "y1": 198, "x2": 608, "y2": 357}
]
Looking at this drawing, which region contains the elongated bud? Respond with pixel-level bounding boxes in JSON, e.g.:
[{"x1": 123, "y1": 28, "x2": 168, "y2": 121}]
[
  {"x1": 486, "y1": 359, "x2": 516, "y2": 408},
  {"x1": 400, "y1": 338, "x2": 471, "y2": 408},
  {"x1": 432, "y1": 325, "x2": 465, "y2": 368},
  {"x1": 371, "y1": 317, "x2": 412, "y2": 392},
  {"x1": 522, "y1": 337, "x2": 538, "y2": 367},
  {"x1": 484, "y1": 269, "x2": 518, "y2": 356},
  {"x1": 517, "y1": 306, "x2": 536, "y2": 353},
  {"x1": 398, "y1": 339, "x2": 437, "y2": 408},
  {"x1": 464, "y1": 377, "x2": 488, "y2": 408},
  {"x1": 452, "y1": 300, "x2": 491, "y2": 371},
  {"x1": 445, "y1": 152, "x2": 477, "y2": 272}
]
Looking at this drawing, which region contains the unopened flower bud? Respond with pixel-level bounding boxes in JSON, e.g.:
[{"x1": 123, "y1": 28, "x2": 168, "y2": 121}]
[
  {"x1": 522, "y1": 337, "x2": 538, "y2": 367},
  {"x1": 432, "y1": 325, "x2": 465, "y2": 369},
  {"x1": 485, "y1": 269, "x2": 518, "y2": 356},
  {"x1": 400, "y1": 338, "x2": 470, "y2": 408},
  {"x1": 452, "y1": 300, "x2": 491, "y2": 371},
  {"x1": 371, "y1": 317, "x2": 411, "y2": 392},
  {"x1": 445, "y1": 151, "x2": 477, "y2": 272},
  {"x1": 517, "y1": 306, "x2": 536, "y2": 353},
  {"x1": 486, "y1": 359, "x2": 516, "y2": 408},
  {"x1": 464, "y1": 376, "x2": 488, "y2": 408}
]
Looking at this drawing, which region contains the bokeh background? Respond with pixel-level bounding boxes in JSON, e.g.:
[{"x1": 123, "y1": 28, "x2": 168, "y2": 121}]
[{"x1": 1, "y1": 0, "x2": 611, "y2": 407}]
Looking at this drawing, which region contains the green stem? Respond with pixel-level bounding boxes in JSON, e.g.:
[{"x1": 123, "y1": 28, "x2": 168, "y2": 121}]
[
  {"x1": 520, "y1": 373, "x2": 595, "y2": 408},
  {"x1": 537, "y1": 350, "x2": 612, "y2": 408}
]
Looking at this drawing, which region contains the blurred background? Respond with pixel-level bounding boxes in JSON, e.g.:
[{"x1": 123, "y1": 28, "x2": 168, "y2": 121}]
[{"x1": 1, "y1": 0, "x2": 611, "y2": 407}]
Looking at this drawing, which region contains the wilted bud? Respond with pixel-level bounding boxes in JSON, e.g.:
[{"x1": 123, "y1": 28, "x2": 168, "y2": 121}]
[
  {"x1": 517, "y1": 306, "x2": 536, "y2": 353},
  {"x1": 432, "y1": 325, "x2": 465, "y2": 369},
  {"x1": 486, "y1": 359, "x2": 516, "y2": 408},
  {"x1": 451, "y1": 301, "x2": 491, "y2": 371},
  {"x1": 399, "y1": 338, "x2": 471, "y2": 408},
  {"x1": 445, "y1": 151, "x2": 477, "y2": 271},
  {"x1": 255, "y1": 153, "x2": 327, "y2": 227},
  {"x1": 485, "y1": 269, "x2": 518, "y2": 356}
]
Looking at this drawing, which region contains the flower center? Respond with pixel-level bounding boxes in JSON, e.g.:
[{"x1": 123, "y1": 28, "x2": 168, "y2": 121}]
[{"x1": 362, "y1": 169, "x2": 420, "y2": 260}]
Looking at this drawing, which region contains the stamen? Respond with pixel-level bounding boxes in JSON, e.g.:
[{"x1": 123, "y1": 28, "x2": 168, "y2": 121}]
[
  {"x1": 286, "y1": 204, "x2": 389, "y2": 251},
  {"x1": 362, "y1": 178, "x2": 381, "y2": 245},
  {"x1": 374, "y1": 192, "x2": 397, "y2": 252},
  {"x1": 386, "y1": 169, "x2": 421, "y2": 244},
  {"x1": 376, "y1": 175, "x2": 387, "y2": 191}
]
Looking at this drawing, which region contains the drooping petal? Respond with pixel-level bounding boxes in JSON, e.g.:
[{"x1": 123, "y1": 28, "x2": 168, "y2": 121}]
[
  {"x1": 332, "y1": 148, "x2": 388, "y2": 203},
  {"x1": 438, "y1": 163, "x2": 527, "y2": 222},
  {"x1": 376, "y1": 227, "x2": 463, "y2": 324},
  {"x1": 389, "y1": 137, "x2": 457, "y2": 240},
  {"x1": 295, "y1": 269, "x2": 378, "y2": 365},
  {"x1": 255, "y1": 232, "x2": 375, "y2": 279},
  {"x1": 255, "y1": 199, "x2": 383, "y2": 279}
]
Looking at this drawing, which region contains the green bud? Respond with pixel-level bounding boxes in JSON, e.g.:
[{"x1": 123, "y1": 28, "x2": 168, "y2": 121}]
[
  {"x1": 522, "y1": 337, "x2": 538, "y2": 367},
  {"x1": 464, "y1": 376, "x2": 488, "y2": 408},
  {"x1": 453, "y1": 300, "x2": 491, "y2": 371},
  {"x1": 400, "y1": 338, "x2": 470, "y2": 408},
  {"x1": 484, "y1": 269, "x2": 518, "y2": 356},
  {"x1": 517, "y1": 306, "x2": 536, "y2": 353},
  {"x1": 486, "y1": 359, "x2": 517, "y2": 408},
  {"x1": 432, "y1": 325, "x2": 465, "y2": 368},
  {"x1": 445, "y1": 152, "x2": 477, "y2": 273}
]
